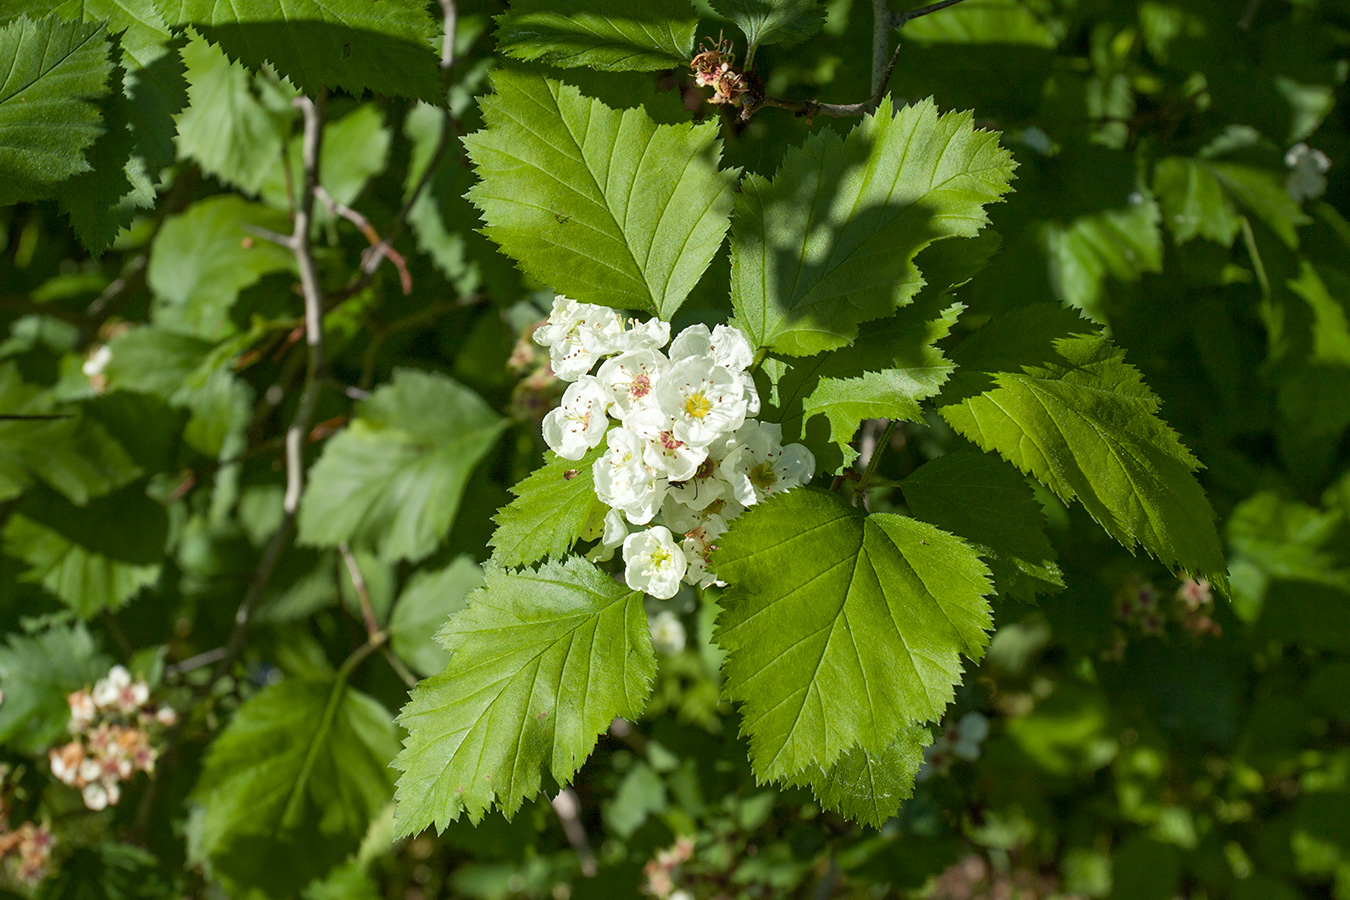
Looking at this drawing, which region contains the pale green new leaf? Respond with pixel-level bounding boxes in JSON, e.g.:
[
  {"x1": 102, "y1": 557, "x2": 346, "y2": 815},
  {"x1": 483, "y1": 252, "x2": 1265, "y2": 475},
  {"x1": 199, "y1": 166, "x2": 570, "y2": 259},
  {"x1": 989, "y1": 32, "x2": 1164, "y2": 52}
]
[
  {"x1": 298, "y1": 370, "x2": 505, "y2": 563},
  {"x1": 489, "y1": 447, "x2": 609, "y2": 568},
  {"x1": 389, "y1": 556, "x2": 482, "y2": 677},
  {"x1": 147, "y1": 195, "x2": 294, "y2": 340},
  {"x1": 711, "y1": 0, "x2": 825, "y2": 49},
  {"x1": 191, "y1": 679, "x2": 399, "y2": 899},
  {"x1": 0, "y1": 624, "x2": 110, "y2": 753},
  {"x1": 496, "y1": 0, "x2": 696, "y2": 71},
  {"x1": 465, "y1": 70, "x2": 737, "y2": 319},
  {"x1": 902, "y1": 451, "x2": 1064, "y2": 602},
  {"x1": 154, "y1": 0, "x2": 441, "y2": 100},
  {"x1": 394, "y1": 557, "x2": 656, "y2": 831},
  {"x1": 174, "y1": 35, "x2": 292, "y2": 196},
  {"x1": 0, "y1": 14, "x2": 111, "y2": 205},
  {"x1": 766, "y1": 296, "x2": 961, "y2": 472},
  {"x1": 730, "y1": 96, "x2": 1014, "y2": 356},
  {"x1": 937, "y1": 305, "x2": 1229, "y2": 593},
  {"x1": 789, "y1": 725, "x2": 931, "y2": 827},
  {"x1": 712, "y1": 489, "x2": 993, "y2": 781}
]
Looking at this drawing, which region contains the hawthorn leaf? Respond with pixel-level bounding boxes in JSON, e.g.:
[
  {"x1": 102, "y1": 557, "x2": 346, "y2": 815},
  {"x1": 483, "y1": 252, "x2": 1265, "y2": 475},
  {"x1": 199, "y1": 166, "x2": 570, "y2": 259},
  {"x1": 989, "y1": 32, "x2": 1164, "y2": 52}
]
[
  {"x1": 901, "y1": 451, "x2": 1064, "y2": 602},
  {"x1": 712, "y1": 0, "x2": 826, "y2": 49},
  {"x1": 153, "y1": 0, "x2": 441, "y2": 100},
  {"x1": 711, "y1": 488, "x2": 993, "y2": 782},
  {"x1": 191, "y1": 679, "x2": 399, "y2": 899},
  {"x1": 1037, "y1": 193, "x2": 1162, "y2": 324},
  {"x1": 788, "y1": 725, "x2": 931, "y2": 827},
  {"x1": 1209, "y1": 160, "x2": 1309, "y2": 248},
  {"x1": 0, "y1": 14, "x2": 111, "y2": 205},
  {"x1": 496, "y1": 0, "x2": 696, "y2": 71},
  {"x1": 2, "y1": 484, "x2": 167, "y2": 617},
  {"x1": 389, "y1": 556, "x2": 483, "y2": 678},
  {"x1": 766, "y1": 296, "x2": 962, "y2": 472},
  {"x1": 464, "y1": 70, "x2": 737, "y2": 318},
  {"x1": 298, "y1": 370, "x2": 505, "y2": 563},
  {"x1": 729, "y1": 96, "x2": 1014, "y2": 356},
  {"x1": 0, "y1": 624, "x2": 110, "y2": 753},
  {"x1": 393, "y1": 557, "x2": 656, "y2": 831},
  {"x1": 1153, "y1": 156, "x2": 1243, "y2": 246},
  {"x1": 37, "y1": 843, "x2": 171, "y2": 900},
  {"x1": 147, "y1": 195, "x2": 294, "y2": 340},
  {"x1": 937, "y1": 304, "x2": 1229, "y2": 593},
  {"x1": 489, "y1": 447, "x2": 609, "y2": 568},
  {"x1": 174, "y1": 34, "x2": 292, "y2": 196}
]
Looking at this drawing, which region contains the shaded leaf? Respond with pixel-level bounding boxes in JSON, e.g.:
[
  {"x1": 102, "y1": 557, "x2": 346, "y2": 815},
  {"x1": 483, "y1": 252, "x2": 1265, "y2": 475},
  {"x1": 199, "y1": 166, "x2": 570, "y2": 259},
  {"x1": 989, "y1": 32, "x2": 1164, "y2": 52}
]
[
  {"x1": 496, "y1": 0, "x2": 696, "y2": 71},
  {"x1": 0, "y1": 624, "x2": 110, "y2": 753},
  {"x1": 389, "y1": 556, "x2": 483, "y2": 677}
]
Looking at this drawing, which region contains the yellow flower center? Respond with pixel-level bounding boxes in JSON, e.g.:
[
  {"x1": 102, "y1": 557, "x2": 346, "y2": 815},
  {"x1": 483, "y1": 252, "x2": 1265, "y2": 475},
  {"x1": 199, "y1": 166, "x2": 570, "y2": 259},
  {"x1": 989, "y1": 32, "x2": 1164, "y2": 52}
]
[
  {"x1": 684, "y1": 392, "x2": 712, "y2": 419},
  {"x1": 750, "y1": 461, "x2": 777, "y2": 492}
]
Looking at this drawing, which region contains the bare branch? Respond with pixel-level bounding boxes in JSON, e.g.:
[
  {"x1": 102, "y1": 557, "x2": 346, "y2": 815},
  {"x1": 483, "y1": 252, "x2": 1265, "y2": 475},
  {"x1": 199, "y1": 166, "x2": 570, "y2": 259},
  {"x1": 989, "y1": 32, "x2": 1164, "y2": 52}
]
[
  {"x1": 551, "y1": 789, "x2": 598, "y2": 877},
  {"x1": 339, "y1": 542, "x2": 381, "y2": 638},
  {"x1": 871, "y1": 0, "x2": 893, "y2": 96},
  {"x1": 315, "y1": 186, "x2": 413, "y2": 295},
  {"x1": 894, "y1": 0, "x2": 969, "y2": 28}
]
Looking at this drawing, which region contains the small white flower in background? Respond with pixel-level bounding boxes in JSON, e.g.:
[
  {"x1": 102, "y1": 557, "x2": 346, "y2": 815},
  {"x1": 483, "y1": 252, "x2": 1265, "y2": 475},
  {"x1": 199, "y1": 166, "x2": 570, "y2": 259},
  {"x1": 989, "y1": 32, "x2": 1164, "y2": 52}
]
[
  {"x1": 623, "y1": 527, "x2": 687, "y2": 600},
  {"x1": 918, "y1": 711, "x2": 991, "y2": 781},
  {"x1": 648, "y1": 610, "x2": 687, "y2": 655},
  {"x1": 1286, "y1": 143, "x2": 1331, "y2": 202},
  {"x1": 82, "y1": 344, "x2": 112, "y2": 379},
  {"x1": 541, "y1": 377, "x2": 610, "y2": 460},
  {"x1": 951, "y1": 712, "x2": 989, "y2": 761},
  {"x1": 533, "y1": 299, "x2": 815, "y2": 596}
]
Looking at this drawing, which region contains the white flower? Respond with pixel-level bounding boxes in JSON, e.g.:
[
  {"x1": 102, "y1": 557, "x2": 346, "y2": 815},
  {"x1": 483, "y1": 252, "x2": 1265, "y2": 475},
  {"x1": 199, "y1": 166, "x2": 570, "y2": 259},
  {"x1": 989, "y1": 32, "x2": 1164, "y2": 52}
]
[
  {"x1": 534, "y1": 297, "x2": 620, "y2": 380},
  {"x1": 721, "y1": 421, "x2": 814, "y2": 506},
  {"x1": 92, "y1": 666, "x2": 132, "y2": 708},
  {"x1": 156, "y1": 707, "x2": 178, "y2": 727},
  {"x1": 622, "y1": 527, "x2": 687, "y2": 599},
  {"x1": 586, "y1": 508, "x2": 629, "y2": 563},
  {"x1": 665, "y1": 437, "x2": 741, "y2": 513},
  {"x1": 669, "y1": 323, "x2": 753, "y2": 372},
  {"x1": 678, "y1": 512, "x2": 728, "y2": 588},
  {"x1": 626, "y1": 406, "x2": 707, "y2": 482},
  {"x1": 951, "y1": 712, "x2": 989, "y2": 761},
  {"x1": 656, "y1": 357, "x2": 748, "y2": 447},
  {"x1": 1286, "y1": 143, "x2": 1331, "y2": 202},
  {"x1": 593, "y1": 427, "x2": 667, "y2": 524},
  {"x1": 541, "y1": 377, "x2": 611, "y2": 460},
  {"x1": 82, "y1": 782, "x2": 110, "y2": 811},
  {"x1": 610, "y1": 316, "x2": 671, "y2": 354},
  {"x1": 82, "y1": 345, "x2": 112, "y2": 378},
  {"x1": 596, "y1": 349, "x2": 666, "y2": 416},
  {"x1": 648, "y1": 610, "x2": 687, "y2": 655},
  {"x1": 78, "y1": 758, "x2": 101, "y2": 783}
]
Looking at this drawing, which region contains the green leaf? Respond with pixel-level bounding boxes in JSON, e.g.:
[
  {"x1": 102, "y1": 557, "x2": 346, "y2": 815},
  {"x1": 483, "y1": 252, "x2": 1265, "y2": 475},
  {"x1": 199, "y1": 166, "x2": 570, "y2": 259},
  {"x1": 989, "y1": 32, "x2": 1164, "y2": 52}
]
[
  {"x1": 464, "y1": 70, "x2": 737, "y2": 319},
  {"x1": 3, "y1": 484, "x2": 167, "y2": 617},
  {"x1": 389, "y1": 555, "x2": 483, "y2": 678},
  {"x1": 788, "y1": 724, "x2": 931, "y2": 827},
  {"x1": 0, "y1": 623, "x2": 110, "y2": 753},
  {"x1": 0, "y1": 14, "x2": 111, "y2": 205},
  {"x1": 393, "y1": 556, "x2": 656, "y2": 831},
  {"x1": 1153, "y1": 157, "x2": 1243, "y2": 246},
  {"x1": 258, "y1": 103, "x2": 391, "y2": 221},
  {"x1": 1037, "y1": 194, "x2": 1162, "y2": 323},
  {"x1": 298, "y1": 370, "x2": 505, "y2": 563},
  {"x1": 36, "y1": 843, "x2": 172, "y2": 900},
  {"x1": 153, "y1": 0, "x2": 441, "y2": 100},
  {"x1": 174, "y1": 34, "x2": 292, "y2": 195},
  {"x1": 51, "y1": 0, "x2": 186, "y2": 252},
  {"x1": 191, "y1": 679, "x2": 399, "y2": 899},
  {"x1": 1208, "y1": 160, "x2": 1309, "y2": 248},
  {"x1": 495, "y1": 0, "x2": 696, "y2": 71},
  {"x1": 712, "y1": 0, "x2": 826, "y2": 49},
  {"x1": 937, "y1": 304, "x2": 1229, "y2": 593},
  {"x1": 901, "y1": 451, "x2": 1064, "y2": 602},
  {"x1": 0, "y1": 363, "x2": 140, "y2": 504},
  {"x1": 711, "y1": 488, "x2": 993, "y2": 782},
  {"x1": 147, "y1": 195, "x2": 293, "y2": 340},
  {"x1": 729, "y1": 96, "x2": 1014, "y2": 356},
  {"x1": 766, "y1": 296, "x2": 961, "y2": 472},
  {"x1": 488, "y1": 447, "x2": 609, "y2": 568}
]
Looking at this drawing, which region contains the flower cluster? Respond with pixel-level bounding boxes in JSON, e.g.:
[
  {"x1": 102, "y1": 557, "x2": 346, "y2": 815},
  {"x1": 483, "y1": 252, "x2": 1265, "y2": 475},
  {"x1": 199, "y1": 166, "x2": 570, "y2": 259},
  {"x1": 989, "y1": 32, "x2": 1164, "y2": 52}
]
[
  {"x1": 48, "y1": 666, "x2": 176, "y2": 811},
  {"x1": 0, "y1": 819, "x2": 53, "y2": 885},
  {"x1": 690, "y1": 36, "x2": 747, "y2": 108},
  {"x1": 1115, "y1": 574, "x2": 1219, "y2": 639},
  {"x1": 535, "y1": 297, "x2": 814, "y2": 598},
  {"x1": 1285, "y1": 142, "x2": 1331, "y2": 202},
  {"x1": 642, "y1": 835, "x2": 695, "y2": 899}
]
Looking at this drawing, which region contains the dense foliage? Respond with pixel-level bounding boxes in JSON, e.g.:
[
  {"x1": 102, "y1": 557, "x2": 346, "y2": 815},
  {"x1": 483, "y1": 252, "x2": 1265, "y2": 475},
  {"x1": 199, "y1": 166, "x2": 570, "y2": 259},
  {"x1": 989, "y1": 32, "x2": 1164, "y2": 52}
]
[{"x1": 0, "y1": 0, "x2": 1348, "y2": 898}]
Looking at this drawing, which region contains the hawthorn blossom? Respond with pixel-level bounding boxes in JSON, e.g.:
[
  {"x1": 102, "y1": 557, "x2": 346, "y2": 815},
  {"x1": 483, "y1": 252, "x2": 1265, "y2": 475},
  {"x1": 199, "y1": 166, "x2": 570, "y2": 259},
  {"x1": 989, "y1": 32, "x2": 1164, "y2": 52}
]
[
  {"x1": 1286, "y1": 143, "x2": 1331, "y2": 202},
  {"x1": 596, "y1": 349, "x2": 666, "y2": 416},
  {"x1": 648, "y1": 610, "x2": 687, "y2": 655},
  {"x1": 721, "y1": 421, "x2": 816, "y2": 506},
  {"x1": 657, "y1": 357, "x2": 748, "y2": 447},
  {"x1": 594, "y1": 427, "x2": 667, "y2": 525},
  {"x1": 541, "y1": 377, "x2": 610, "y2": 460},
  {"x1": 623, "y1": 527, "x2": 687, "y2": 599}
]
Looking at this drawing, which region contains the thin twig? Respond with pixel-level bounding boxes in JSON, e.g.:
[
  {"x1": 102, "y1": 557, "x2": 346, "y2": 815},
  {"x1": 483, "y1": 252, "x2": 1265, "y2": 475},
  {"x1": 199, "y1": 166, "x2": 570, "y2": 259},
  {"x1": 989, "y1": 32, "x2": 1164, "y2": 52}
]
[
  {"x1": 382, "y1": 647, "x2": 419, "y2": 689},
  {"x1": 894, "y1": 0, "x2": 970, "y2": 28},
  {"x1": 339, "y1": 542, "x2": 381, "y2": 638},
  {"x1": 855, "y1": 419, "x2": 899, "y2": 505},
  {"x1": 871, "y1": 0, "x2": 893, "y2": 96},
  {"x1": 755, "y1": 37, "x2": 904, "y2": 117},
  {"x1": 551, "y1": 789, "x2": 598, "y2": 877},
  {"x1": 315, "y1": 186, "x2": 413, "y2": 295}
]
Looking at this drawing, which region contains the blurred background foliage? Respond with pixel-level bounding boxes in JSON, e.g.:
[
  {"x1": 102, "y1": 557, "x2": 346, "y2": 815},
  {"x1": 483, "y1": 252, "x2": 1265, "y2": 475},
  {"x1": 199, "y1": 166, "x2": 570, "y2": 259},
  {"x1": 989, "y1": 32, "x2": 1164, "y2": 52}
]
[{"x1": 1, "y1": 0, "x2": 1349, "y2": 898}]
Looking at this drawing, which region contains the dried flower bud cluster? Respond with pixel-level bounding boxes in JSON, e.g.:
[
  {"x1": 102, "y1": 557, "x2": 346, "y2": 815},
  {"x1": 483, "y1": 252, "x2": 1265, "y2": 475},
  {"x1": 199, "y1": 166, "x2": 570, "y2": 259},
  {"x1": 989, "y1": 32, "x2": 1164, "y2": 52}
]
[
  {"x1": 690, "y1": 36, "x2": 747, "y2": 108},
  {"x1": 48, "y1": 666, "x2": 177, "y2": 811},
  {"x1": 643, "y1": 835, "x2": 695, "y2": 899},
  {"x1": 534, "y1": 297, "x2": 815, "y2": 598},
  {"x1": 1114, "y1": 574, "x2": 1219, "y2": 639},
  {"x1": 508, "y1": 321, "x2": 563, "y2": 421},
  {"x1": 0, "y1": 819, "x2": 53, "y2": 885}
]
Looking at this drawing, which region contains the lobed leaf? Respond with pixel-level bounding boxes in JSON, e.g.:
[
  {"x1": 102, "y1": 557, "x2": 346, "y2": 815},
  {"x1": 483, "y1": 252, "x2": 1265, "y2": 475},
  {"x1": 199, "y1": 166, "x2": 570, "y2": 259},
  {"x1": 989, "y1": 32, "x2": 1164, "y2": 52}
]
[
  {"x1": 496, "y1": 0, "x2": 696, "y2": 71},
  {"x1": 712, "y1": 0, "x2": 826, "y2": 49},
  {"x1": 730, "y1": 96, "x2": 1014, "y2": 356},
  {"x1": 788, "y1": 724, "x2": 931, "y2": 827},
  {"x1": 0, "y1": 624, "x2": 110, "y2": 753},
  {"x1": 394, "y1": 557, "x2": 656, "y2": 831},
  {"x1": 489, "y1": 446, "x2": 609, "y2": 569},
  {"x1": 298, "y1": 370, "x2": 505, "y2": 564},
  {"x1": 937, "y1": 304, "x2": 1229, "y2": 593},
  {"x1": 712, "y1": 488, "x2": 993, "y2": 782},
  {"x1": 464, "y1": 70, "x2": 737, "y2": 319}
]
